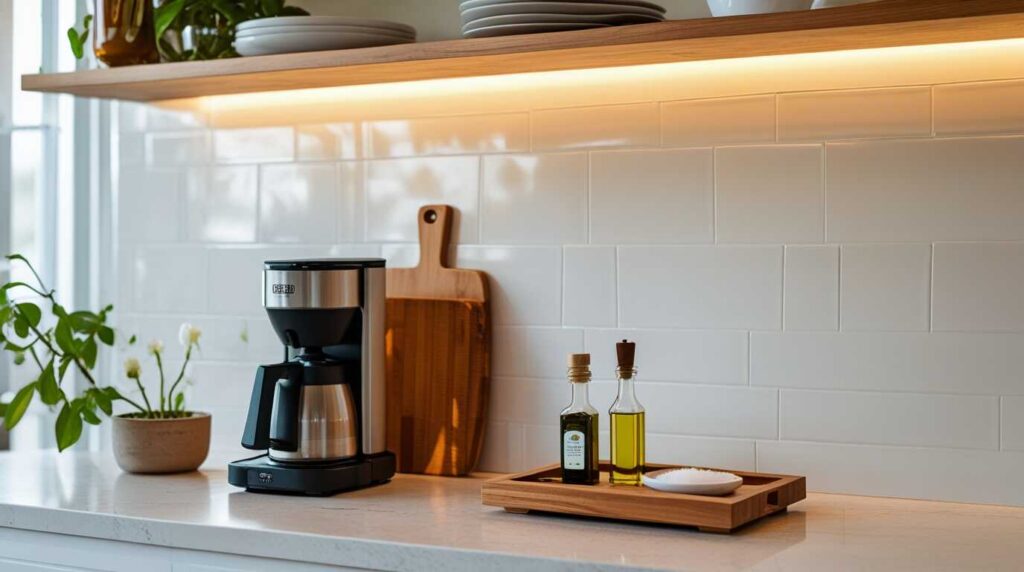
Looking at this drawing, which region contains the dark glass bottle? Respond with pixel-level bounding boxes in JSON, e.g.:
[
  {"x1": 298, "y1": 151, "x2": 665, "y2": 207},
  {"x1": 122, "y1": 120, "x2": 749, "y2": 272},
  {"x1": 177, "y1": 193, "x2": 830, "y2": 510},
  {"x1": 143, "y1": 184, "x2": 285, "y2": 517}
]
[{"x1": 560, "y1": 353, "x2": 599, "y2": 485}]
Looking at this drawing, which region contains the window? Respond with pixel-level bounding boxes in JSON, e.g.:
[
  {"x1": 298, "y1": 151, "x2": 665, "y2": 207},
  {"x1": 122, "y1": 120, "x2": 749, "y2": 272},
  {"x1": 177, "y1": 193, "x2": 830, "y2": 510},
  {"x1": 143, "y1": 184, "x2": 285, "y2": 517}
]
[{"x1": 1, "y1": 0, "x2": 109, "y2": 450}]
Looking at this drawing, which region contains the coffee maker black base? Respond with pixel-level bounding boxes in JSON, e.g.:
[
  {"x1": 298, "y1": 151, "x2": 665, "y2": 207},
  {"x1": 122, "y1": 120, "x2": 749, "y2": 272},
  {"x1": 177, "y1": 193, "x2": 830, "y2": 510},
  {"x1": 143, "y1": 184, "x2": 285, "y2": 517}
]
[{"x1": 228, "y1": 452, "x2": 396, "y2": 496}]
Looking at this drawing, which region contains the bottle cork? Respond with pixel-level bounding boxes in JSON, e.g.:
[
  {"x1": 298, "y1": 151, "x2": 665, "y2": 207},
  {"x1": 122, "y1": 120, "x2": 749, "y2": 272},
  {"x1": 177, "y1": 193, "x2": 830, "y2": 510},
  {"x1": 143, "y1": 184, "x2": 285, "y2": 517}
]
[
  {"x1": 567, "y1": 353, "x2": 592, "y2": 383},
  {"x1": 616, "y1": 340, "x2": 636, "y2": 377}
]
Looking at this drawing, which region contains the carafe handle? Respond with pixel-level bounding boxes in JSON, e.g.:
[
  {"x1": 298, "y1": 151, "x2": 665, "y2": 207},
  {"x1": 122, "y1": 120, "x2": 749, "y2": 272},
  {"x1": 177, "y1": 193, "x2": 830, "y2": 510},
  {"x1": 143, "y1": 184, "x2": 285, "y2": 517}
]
[{"x1": 241, "y1": 362, "x2": 300, "y2": 450}]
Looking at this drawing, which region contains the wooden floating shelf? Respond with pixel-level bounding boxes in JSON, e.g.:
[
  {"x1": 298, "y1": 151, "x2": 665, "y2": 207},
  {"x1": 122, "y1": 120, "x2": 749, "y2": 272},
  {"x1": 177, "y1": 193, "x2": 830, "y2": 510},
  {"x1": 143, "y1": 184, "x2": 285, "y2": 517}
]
[{"x1": 21, "y1": 0, "x2": 1024, "y2": 102}]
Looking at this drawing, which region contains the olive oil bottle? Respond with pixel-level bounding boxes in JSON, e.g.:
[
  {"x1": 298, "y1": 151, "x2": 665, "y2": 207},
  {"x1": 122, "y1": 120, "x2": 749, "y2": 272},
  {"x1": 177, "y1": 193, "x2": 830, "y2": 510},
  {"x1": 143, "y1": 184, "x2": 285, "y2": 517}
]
[
  {"x1": 609, "y1": 340, "x2": 645, "y2": 486},
  {"x1": 560, "y1": 353, "x2": 599, "y2": 485}
]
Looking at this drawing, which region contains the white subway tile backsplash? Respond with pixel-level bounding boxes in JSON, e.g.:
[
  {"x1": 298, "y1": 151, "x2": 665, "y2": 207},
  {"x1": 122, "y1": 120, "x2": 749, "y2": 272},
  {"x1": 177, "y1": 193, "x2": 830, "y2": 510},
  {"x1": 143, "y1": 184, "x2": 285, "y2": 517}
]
[
  {"x1": 751, "y1": 331, "x2": 1024, "y2": 395},
  {"x1": 933, "y1": 243, "x2": 1024, "y2": 333},
  {"x1": 457, "y1": 246, "x2": 562, "y2": 326},
  {"x1": 585, "y1": 329, "x2": 748, "y2": 385},
  {"x1": 715, "y1": 145, "x2": 824, "y2": 244},
  {"x1": 661, "y1": 95, "x2": 776, "y2": 147},
  {"x1": 366, "y1": 156, "x2": 479, "y2": 243},
  {"x1": 646, "y1": 435, "x2": 757, "y2": 471},
  {"x1": 784, "y1": 245, "x2": 839, "y2": 331},
  {"x1": 563, "y1": 247, "x2": 616, "y2": 327},
  {"x1": 481, "y1": 153, "x2": 587, "y2": 245},
  {"x1": 492, "y1": 327, "x2": 584, "y2": 379},
  {"x1": 590, "y1": 149, "x2": 714, "y2": 244},
  {"x1": 645, "y1": 384, "x2": 778, "y2": 439},
  {"x1": 619, "y1": 246, "x2": 782, "y2": 329},
  {"x1": 134, "y1": 246, "x2": 208, "y2": 314},
  {"x1": 757, "y1": 440, "x2": 1024, "y2": 506},
  {"x1": 781, "y1": 389, "x2": 998, "y2": 450},
  {"x1": 147, "y1": 132, "x2": 208, "y2": 167},
  {"x1": 213, "y1": 127, "x2": 294, "y2": 163},
  {"x1": 826, "y1": 137, "x2": 1024, "y2": 242},
  {"x1": 119, "y1": 168, "x2": 182, "y2": 243},
  {"x1": 840, "y1": 244, "x2": 931, "y2": 332},
  {"x1": 365, "y1": 114, "x2": 528, "y2": 158},
  {"x1": 117, "y1": 75, "x2": 1024, "y2": 507},
  {"x1": 259, "y1": 164, "x2": 339, "y2": 244},
  {"x1": 296, "y1": 123, "x2": 359, "y2": 161},
  {"x1": 934, "y1": 80, "x2": 1024, "y2": 135},
  {"x1": 778, "y1": 87, "x2": 931, "y2": 141},
  {"x1": 531, "y1": 103, "x2": 659, "y2": 151},
  {"x1": 185, "y1": 166, "x2": 257, "y2": 243},
  {"x1": 1002, "y1": 397, "x2": 1024, "y2": 452}
]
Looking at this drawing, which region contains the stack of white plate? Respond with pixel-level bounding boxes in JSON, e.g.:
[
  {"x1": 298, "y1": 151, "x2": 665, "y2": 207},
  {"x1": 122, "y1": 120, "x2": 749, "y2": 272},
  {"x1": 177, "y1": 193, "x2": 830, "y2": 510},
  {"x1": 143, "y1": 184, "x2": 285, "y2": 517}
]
[
  {"x1": 460, "y1": 0, "x2": 666, "y2": 39},
  {"x1": 235, "y1": 16, "x2": 416, "y2": 57}
]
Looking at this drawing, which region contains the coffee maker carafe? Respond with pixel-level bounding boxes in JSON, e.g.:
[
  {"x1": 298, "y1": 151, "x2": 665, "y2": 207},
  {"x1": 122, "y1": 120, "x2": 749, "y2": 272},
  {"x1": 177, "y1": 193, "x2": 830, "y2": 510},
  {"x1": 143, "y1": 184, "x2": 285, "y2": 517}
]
[{"x1": 228, "y1": 259, "x2": 396, "y2": 495}]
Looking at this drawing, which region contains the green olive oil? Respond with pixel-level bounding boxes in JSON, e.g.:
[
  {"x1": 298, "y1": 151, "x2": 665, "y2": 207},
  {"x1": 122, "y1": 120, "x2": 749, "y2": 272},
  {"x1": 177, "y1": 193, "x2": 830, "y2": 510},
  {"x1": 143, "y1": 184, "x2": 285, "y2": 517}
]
[{"x1": 560, "y1": 353, "x2": 599, "y2": 485}]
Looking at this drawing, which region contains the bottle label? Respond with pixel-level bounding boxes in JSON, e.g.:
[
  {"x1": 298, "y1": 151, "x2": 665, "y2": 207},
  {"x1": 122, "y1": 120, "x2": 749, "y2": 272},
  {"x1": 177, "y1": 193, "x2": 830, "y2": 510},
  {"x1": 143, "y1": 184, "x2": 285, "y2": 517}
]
[{"x1": 563, "y1": 430, "x2": 586, "y2": 470}]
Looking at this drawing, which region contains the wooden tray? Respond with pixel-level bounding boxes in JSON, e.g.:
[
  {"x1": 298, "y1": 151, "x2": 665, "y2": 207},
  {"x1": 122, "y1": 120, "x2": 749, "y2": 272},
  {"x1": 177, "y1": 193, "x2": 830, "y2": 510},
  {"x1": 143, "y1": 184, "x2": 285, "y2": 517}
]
[{"x1": 481, "y1": 463, "x2": 805, "y2": 533}]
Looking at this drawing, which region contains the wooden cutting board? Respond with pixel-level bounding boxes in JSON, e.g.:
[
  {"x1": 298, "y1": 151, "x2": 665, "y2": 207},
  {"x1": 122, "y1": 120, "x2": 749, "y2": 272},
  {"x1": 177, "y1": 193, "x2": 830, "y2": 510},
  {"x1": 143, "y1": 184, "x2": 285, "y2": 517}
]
[{"x1": 385, "y1": 205, "x2": 490, "y2": 476}]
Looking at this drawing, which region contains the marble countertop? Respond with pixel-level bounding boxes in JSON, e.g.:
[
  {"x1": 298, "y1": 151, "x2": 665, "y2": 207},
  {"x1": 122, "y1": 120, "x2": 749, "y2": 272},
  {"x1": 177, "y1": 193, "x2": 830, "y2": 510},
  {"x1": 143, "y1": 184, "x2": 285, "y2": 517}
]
[{"x1": 0, "y1": 451, "x2": 1023, "y2": 571}]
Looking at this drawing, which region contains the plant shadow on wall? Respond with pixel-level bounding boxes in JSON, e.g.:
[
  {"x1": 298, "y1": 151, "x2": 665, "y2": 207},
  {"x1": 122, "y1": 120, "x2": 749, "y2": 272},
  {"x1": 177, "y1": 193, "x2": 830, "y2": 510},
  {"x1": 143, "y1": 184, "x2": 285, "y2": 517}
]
[
  {"x1": 0, "y1": 255, "x2": 211, "y2": 474},
  {"x1": 68, "y1": 0, "x2": 309, "y2": 66}
]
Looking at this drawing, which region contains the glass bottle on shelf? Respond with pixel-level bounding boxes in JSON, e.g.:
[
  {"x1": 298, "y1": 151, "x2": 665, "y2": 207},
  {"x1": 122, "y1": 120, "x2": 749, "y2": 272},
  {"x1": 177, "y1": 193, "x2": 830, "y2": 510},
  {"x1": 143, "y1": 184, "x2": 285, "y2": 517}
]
[
  {"x1": 93, "y1": 0, "x2": 160, "y2": 67},
  {"x1": 560, "y1": 353, "x2": 599, "y2": 485},
  {"x1": 609, "y1": 340, "x2": 645, "y2": 486}
]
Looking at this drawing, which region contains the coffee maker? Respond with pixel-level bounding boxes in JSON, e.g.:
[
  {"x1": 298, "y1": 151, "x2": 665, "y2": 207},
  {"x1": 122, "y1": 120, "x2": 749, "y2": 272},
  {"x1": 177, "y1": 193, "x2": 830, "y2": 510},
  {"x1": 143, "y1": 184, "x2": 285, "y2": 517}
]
[{"x1": 228, "y1": 259, "x2": 396, "y2": 495}]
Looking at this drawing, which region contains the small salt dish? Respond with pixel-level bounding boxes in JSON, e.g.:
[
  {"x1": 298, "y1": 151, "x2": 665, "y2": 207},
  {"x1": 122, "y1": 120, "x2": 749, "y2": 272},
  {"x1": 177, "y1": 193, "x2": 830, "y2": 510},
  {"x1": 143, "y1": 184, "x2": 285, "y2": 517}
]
[{"x1": 642, "y1": 467, "x2": 743, "y2": 496}]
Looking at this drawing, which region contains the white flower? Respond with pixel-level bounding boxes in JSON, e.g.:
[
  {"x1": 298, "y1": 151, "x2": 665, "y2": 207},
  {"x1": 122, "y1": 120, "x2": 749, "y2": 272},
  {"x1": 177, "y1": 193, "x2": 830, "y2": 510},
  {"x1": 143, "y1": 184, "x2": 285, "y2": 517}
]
[
  {"x1": 147, "y1": 339, "x2": 164, "y2": 356},
  {"x1": 178, "y1": 323, "x2": 202, "y2": 348},
  {"x1": 124, "y1": 357, "x2": 141, "y2": 379}
]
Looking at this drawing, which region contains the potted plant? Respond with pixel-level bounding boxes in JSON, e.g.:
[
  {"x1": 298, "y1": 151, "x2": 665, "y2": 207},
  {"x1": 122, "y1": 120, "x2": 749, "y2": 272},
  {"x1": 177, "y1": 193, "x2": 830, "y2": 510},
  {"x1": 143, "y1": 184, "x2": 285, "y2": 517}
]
[{"x1": 0, "y1": 254, "x2": 210, "y2": 474}]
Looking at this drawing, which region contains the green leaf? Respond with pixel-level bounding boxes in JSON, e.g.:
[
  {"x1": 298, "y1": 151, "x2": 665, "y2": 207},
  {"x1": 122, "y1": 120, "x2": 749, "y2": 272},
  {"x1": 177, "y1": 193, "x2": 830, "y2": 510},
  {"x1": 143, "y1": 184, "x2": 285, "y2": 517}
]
[
  {"x1": 52, "y1": 303, "x2": 68, "y2": 319},
  {"x1": 212, "y1": 0, "x2": 246, "y2": 24},
  {"x1": 16, "y1": 302, "x2": 41, "y2": 327},
  {"x1": 80, "y1": 337, "x2": 98, "y2": 369},
  {"x1": 58, "y1": 355, "x2": 72, "y2": 381},
  {"x1": 66, "y1": 15, "x2": 91, "y2": 60},
  {"x1": 12, "y1": 351, "x2": 25, "y2": 366},
  {"x1": 259, "y1": 0, "x2": 284, "y2": 17},
  {"x1": 4, "y1": 382, "x2": 37, "y2": 430},
  {"x1": 128, "y1": 334, "x2": 137, "y2": 345},
  {"x1": 98, "y1": 326, "x2": 115, "y2": 346},
  {"x1": 54, "y1": 319, "x2": 75, "y2": 354},
  {"x1": 68, "y1": 311, "x2": 100, "y2": 333},
  {"x1": 0, "y1": 305, "x2": 13, "y2": 324},
  {"x1": 155, "y1": 0, "x2": 187, "y2": 40},
  {"x1": 81, "y1": 407, "x2": 101, "y2": 425},
  {"x1": 55, "y1": 403, "x2": 84, "y2": 451},
  {"x1": 103, "y1": 386, "x2": 124, "y2": 401},
  {"x1": 92, "y1": 388, "x2": 113, "y2": 416},
  {"x1": 38, "y1": 360, "x2": 62, "y2": 406},
  {"x1": 13, "y1": 315, "x2": 28, "y2": 338},
  {"x1": 175, "y1": 391, "x2": 185, "y2": 412}
]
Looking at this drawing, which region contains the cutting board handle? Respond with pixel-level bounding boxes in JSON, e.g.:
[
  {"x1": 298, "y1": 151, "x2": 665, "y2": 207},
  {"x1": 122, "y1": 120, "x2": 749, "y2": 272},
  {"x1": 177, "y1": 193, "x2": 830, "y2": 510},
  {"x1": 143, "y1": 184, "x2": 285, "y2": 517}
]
[{"x1": 416, "y1": 205, "x2": 453, "y2": 270}]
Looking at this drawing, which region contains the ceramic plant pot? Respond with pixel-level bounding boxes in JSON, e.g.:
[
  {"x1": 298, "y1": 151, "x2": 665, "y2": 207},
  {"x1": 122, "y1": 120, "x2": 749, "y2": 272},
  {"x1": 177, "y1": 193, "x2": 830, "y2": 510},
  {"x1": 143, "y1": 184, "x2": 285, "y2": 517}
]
[{"x1": 112, "y1": 412, "x2": 211, "y2": 474}]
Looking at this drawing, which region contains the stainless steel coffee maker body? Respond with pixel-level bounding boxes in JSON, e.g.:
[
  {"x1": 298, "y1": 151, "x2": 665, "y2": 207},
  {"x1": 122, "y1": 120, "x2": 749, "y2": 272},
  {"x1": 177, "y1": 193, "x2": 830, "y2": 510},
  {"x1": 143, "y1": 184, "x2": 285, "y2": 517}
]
[{"x1": 230, "y1": 259, "x2": 395, "y2": 495}]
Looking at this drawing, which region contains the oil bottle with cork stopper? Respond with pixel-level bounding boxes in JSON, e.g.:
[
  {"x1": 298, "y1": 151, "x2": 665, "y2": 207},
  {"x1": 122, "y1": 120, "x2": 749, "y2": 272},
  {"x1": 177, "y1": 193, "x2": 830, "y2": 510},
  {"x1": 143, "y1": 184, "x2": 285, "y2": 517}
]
[
  {"x1": 610, "y1": 340, "x2": 645, "y2": 485},
  {"x1": 560, "y1": 353, "x2": 599, "y2": 485}
]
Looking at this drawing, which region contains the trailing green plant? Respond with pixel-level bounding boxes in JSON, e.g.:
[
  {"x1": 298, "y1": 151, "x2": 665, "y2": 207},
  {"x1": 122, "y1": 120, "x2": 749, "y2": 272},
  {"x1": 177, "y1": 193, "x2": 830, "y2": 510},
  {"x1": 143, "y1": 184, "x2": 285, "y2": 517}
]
[
  {"x1": 154, "y1": 0, "x2": 309, "y2": 61},
  {"x1": 0, "y1": 255, "x2": 202, "y2": 451},
  {"x1": 67, "y1": 14, "x2": 94, "y2": 60}
]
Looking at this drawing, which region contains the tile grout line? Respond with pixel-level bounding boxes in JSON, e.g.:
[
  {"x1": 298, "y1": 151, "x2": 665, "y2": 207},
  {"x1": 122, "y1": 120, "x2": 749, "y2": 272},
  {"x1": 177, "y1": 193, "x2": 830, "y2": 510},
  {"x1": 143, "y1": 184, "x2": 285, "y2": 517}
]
[{"x1": 929, "y1": 243, "x2": 935, "y2": 332}]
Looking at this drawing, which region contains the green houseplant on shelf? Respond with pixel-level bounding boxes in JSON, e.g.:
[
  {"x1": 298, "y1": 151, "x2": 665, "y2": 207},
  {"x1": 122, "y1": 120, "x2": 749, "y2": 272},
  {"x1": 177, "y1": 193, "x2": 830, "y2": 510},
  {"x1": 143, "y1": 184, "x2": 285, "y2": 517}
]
[{"x1": 0, "y1": 254, "x2": 210, "y2": 474}]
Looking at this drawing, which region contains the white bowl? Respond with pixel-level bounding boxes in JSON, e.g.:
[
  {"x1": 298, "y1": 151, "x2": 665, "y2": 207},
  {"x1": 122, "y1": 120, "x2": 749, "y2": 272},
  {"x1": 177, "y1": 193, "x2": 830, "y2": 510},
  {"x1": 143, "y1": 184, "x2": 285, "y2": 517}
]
[
  {"x1": 642, "y1": 467, "x2": 743, "y2": 496},
  {"x1": 706, "y1": 0, "x2": 814, "y2": 17}
]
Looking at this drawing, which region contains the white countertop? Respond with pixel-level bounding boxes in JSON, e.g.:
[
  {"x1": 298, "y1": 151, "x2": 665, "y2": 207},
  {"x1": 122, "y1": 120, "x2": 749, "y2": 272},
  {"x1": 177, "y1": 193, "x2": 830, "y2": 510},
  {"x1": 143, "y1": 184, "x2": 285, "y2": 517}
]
[{"x1": 1, "y1": 451, "x2": 1024, "y2": 571}]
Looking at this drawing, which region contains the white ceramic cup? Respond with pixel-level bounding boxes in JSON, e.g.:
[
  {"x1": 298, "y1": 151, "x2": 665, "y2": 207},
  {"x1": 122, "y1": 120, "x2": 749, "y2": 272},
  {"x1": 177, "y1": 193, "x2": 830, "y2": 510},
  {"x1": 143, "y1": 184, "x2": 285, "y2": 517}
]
[{"x1": 706, "y1": 0, "x2": 814, "y2": 17}]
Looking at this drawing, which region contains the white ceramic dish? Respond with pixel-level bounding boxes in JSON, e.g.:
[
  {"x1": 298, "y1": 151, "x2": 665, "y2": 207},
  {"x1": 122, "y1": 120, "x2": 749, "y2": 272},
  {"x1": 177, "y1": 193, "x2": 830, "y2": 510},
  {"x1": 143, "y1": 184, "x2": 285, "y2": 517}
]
[
  {"x1": 461, "y1": 2, "x2": 664, "y2": 24},
  {"x1": 235, "y1": 31, "x2": 412, "y2": 57},
  {"x1": 237, "y1": 25, "x2": 414, "y2": 41},
  {"x1": 641, "y1": 468, "x2": 744, "y2": 496},
  {"x1": 461, "y1": 0, "x2": 665, "y2": 12},
  {"x1": 705, "y1": 0, "x2": 813, "y2": 17},
  {"x1": 463, "y1": 22, "x2": 611, "y2": 38},
  {"x1": 463, "y1": 12, "x2": 660, "y2": 32},
  {"x1": 237, "y1": 16, "x2": 416, "y2": 36}
]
